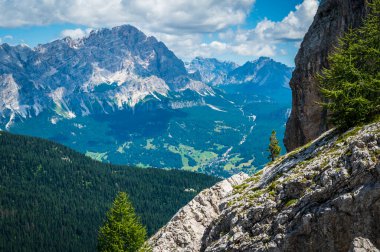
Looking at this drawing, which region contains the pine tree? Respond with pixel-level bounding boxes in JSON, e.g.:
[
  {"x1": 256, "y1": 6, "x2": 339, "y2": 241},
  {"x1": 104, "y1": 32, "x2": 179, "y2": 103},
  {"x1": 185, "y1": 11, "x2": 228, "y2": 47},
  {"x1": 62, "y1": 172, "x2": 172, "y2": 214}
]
[
  {"x1": 268, "y1": 130, "x2": 281, "y2": 162},
  {"x1": 319, "y1": 0, "x2": 380, "y2": 129},
  {"x1": 97, "y1": 192, "x2": 147, "y2": 252}
]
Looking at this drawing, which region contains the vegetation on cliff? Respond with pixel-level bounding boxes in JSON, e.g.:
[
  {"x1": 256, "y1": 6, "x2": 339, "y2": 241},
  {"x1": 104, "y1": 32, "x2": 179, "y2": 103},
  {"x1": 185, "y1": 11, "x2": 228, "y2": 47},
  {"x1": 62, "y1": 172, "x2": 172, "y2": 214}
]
[{"x1": 319, "y1": 0, "x2": 380, "y2": 129}]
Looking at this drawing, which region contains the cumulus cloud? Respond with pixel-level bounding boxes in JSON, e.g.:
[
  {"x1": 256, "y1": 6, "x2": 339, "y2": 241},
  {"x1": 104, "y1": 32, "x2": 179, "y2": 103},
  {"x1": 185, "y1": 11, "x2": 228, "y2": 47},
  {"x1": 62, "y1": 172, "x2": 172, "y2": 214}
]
[
  {"x1": 0, "y1": 0, "x2": 255, "y2": 34},
  {"x1": 253, "y1": 0, "x2": 318, "y2": 42},
  {"x1": 61, "y1": 28, "x2": 93, "y2": 40},
  {"x1": 0, "y1": 0, "x2": 318, "y2": 65},
  {"x1": 166, "y1": 0, "x2": 318, "y2": 62}
]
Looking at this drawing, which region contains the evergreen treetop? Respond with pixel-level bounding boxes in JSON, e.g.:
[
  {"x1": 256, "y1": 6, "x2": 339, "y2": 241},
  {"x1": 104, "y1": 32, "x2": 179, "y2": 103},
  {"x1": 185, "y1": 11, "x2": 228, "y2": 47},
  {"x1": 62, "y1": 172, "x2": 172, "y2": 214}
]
[
  {"x1": 268, "y1": 130, "x2": 281, "y2": 162},
  {"x1": 319, "y1": 0, "x2": 380, "y2": 129},
  {"x1": 98, "y1": 192, "x2": 147, "y2": 252}
]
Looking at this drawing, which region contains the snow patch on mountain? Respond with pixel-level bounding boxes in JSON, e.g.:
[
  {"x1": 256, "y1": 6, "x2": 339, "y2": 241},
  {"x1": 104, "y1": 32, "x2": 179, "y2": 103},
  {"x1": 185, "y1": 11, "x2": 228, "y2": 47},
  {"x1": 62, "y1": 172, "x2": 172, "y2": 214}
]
[
  {"x1": 207, "y1": 104, "x2": 227, "y2": 113},
  {"x1": 170, "y1": 99, "x2": 206, "y2": 109},
  {"x1": 179, "y1": 80, "x2": 215, "y2": 96}
]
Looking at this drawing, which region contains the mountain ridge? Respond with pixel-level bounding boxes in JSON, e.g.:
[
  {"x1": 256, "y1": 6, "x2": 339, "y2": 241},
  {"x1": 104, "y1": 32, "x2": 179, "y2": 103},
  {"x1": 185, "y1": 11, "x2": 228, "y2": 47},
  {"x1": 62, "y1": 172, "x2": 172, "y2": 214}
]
[
  {"x1": 186, "y1": 56, "x2": 293, "y2": 89},
  {"x1": 0, "y1": 24, "x2": 212, "y2": 128}
]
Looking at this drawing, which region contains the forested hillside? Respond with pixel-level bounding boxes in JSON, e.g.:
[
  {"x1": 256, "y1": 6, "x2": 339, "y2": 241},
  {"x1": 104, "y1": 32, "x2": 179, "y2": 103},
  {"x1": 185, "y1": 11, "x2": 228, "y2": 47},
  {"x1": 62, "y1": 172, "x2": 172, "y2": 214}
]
[{"x1": 0, "y1": 131, "x2": 220, "y2": 251}]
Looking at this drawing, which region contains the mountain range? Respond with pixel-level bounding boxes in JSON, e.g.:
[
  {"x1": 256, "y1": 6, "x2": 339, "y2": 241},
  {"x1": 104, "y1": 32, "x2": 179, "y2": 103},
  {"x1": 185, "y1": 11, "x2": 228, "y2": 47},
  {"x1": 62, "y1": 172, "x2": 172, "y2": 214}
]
[
  {"x1": 186, "y1": 56, "x2": 292, "y2": 89},
  {"x1": 0, "y1": 24, "x2": 293, "y2": 177},
  {"x1": 0, "y1": 25, "x2": 214, "y2": 129}
]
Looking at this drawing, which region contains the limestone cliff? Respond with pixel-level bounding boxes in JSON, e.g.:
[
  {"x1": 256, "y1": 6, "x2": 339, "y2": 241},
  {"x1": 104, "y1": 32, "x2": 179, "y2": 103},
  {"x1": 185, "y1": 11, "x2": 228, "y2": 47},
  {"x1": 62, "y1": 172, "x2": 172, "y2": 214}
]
[
  {"x1": 284, "y1": 0, "x2": 369, "y2": 151},
  {"x1": 149, "y1": 121, "x2": 380, "y2": 251},
  {"x1": 148, "y1": 173, "x2": 249, "y2": 252}
]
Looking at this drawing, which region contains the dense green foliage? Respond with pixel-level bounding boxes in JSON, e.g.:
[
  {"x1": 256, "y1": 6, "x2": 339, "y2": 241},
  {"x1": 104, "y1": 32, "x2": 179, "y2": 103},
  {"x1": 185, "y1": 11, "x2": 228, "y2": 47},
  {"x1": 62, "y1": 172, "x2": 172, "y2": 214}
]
[
  {"x1": 319, "y1": 0, "x2": 380, "y2": 129},
  {"x1": 268, "y1": 130, "x2": 281, "y2": 162},
  {"x1": 98, "y1": 192, "x2": 146, "y2": 252},
  {"x1": 0, "y1": 131, "x2": 220, "y2": 252}
]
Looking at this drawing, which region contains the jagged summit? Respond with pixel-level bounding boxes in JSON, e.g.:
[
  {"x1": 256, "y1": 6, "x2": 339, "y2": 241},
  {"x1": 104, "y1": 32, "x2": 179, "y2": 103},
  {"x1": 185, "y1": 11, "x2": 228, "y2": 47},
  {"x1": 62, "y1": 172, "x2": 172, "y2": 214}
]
[
  {"x1": 226, "y1": 57, "x2": 292, "y2": 88},
  {"x1": 186, "y1": 56, "x2": 292, "y2": 88},
  {"x1": 185, "y1": 57, "x2": 239, "y2": 86}
]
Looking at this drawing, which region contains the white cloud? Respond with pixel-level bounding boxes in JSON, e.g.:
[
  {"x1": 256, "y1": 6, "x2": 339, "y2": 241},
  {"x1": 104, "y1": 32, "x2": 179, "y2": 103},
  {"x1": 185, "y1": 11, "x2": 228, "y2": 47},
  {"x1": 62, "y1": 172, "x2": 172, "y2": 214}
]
[
  {"x1": 253, "y1": 0, "x2": 318, "y2": 42},
  {"x1": 0, "y1": 35, "x2": 14, "y2": 44},
  {"x1": 0, "y1": 0, "x2": 318, "y2": 66},
  {"x1": 61, "y1": 28, "x2": 93, "y2": 40},
  {"x1": 166, "y1": 0, "x2": 318, "y2": 63},
  {"x1": 0, "y1": 0, "x2": 255, "y2": 34}
]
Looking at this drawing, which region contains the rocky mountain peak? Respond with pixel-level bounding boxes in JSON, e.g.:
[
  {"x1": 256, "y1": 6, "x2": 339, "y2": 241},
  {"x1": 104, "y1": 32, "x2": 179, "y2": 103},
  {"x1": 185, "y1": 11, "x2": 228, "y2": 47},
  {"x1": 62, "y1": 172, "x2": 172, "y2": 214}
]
[
  {"x1": 226, "y1": 57, "x2": 292, "y2": 88},
  {"x1": 0, "y1": 24, "x2": 208, "y2": 127},
  {"x1": 186, "y1": 57, "x2": 239, "y2": 86}
]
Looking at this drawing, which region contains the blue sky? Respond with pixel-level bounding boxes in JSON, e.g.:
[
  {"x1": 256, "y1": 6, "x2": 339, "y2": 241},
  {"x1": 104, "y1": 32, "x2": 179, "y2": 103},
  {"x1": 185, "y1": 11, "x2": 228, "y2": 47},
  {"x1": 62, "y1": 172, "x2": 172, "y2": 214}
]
[{"x1": 0, "y1": 0, "x2": 319, "y2": 66}]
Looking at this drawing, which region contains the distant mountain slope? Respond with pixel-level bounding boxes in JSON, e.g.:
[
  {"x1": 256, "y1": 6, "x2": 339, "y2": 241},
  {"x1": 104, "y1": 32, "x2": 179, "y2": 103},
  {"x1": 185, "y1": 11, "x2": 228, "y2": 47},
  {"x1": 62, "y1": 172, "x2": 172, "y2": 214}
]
[
  {"x1": 226, "y1": 57, "x2": 293, "y2": 89},
  {"x1": 186, "y1": 57, "x2": 293, "y2": 90},
  {"x1": 0, "y1": 131, "x2": 220, "y2": 252},
  {"x1": 185, "y1": 57, "x2": 239, "y2": 85}
]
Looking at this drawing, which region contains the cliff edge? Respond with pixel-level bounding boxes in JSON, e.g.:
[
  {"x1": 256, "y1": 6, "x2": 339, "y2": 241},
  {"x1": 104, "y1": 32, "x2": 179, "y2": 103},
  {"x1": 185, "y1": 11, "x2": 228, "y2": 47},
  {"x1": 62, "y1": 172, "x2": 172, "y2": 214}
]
[{"x1": 284, "y1": 0, "x2": 368, "y2": 151}]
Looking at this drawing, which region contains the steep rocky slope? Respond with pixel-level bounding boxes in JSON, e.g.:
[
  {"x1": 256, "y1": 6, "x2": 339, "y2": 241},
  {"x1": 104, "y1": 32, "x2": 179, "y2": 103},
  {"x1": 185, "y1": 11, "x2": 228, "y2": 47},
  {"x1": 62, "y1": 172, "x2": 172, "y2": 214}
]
[
  {"x1": 185, "y1": 57, "x2": 238, "y2": 86},
  {"x1": 284, "y1": 0, "x2": 369, "y2": 151},
  {"x1": 186, "y1": 57, "x2": 292, "y2": 89},
  {"x1": 149, "y1": 121, "x2": 380, "y2": 251},
  {"x1": 225, "y1": 57, "x2": 292, "y2": 89},
  {"x1": 148, "y1": 173, "x2": 248, "y2": 251}
]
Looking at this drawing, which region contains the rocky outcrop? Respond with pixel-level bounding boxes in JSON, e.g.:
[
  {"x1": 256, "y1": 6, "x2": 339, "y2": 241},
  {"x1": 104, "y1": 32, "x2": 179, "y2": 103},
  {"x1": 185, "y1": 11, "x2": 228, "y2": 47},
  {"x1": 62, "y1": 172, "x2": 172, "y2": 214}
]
[
  {"x1": 148, "y1": 173, "x2": 249, "y2": 252},
  {"x1": 349, "y1": 237, "x2": 380, "y2": 252},
  {"x1": 284, "y1": 0, "x2": 369, "y2": 151},
  {"x1": 150, "y1": 121, "x2": 380, "y2": 251}
]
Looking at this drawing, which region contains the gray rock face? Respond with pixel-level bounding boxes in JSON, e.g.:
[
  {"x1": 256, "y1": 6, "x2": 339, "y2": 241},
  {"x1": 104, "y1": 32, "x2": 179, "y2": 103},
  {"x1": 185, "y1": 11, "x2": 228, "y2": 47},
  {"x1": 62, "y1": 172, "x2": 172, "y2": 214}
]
[
  {"x1": 185, "y1": 57, "x2": 238, "y2": 86},
  {"x1": 349, "y1": 237, "x2": 380, "y2": 252},
  {"x1": 225, "y1": 57, "x2": 292, "y2": 89},
  {"x1": 150, "y1": 122, "x2": 380, "y2": 251},
  {"x1": 148, "y1": 173, "x2": 249, "y2": 252},
  {"x1": 284, "y1": 0, "x2": 369, "y2": 151}
]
